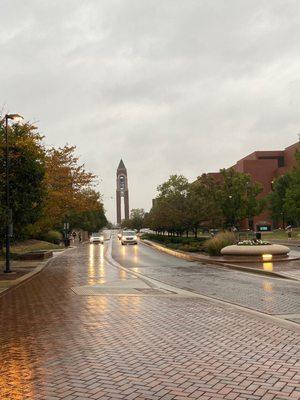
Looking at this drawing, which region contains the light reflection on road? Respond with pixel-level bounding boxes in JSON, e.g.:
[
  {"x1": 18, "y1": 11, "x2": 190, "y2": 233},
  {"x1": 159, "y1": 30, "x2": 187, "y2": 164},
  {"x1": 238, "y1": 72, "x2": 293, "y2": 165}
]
[
  {"x1": 86, "y1": 295, "x2": 108, "y2": 313},
  {"x1": 133, "y1": 245, "x2": 139, "y2": 265},
  {"x1": 88, "y1": 244, "x2": 106, "y2": 283},
  {"x1": 0, "y1": 341, "x2": 37, "y2": 399},
  {"x1": 118, "y1": 268, "x2": 128, "y2": 280},
  {"x1": 119, "y1": 295, "x2": 141, "y2": 314},
  {"x1": 262, "y1": 280, "x2": 274, "y2": 307},
  {"x1": 262, "y1": 281, "x2": 273, "y2": 293},
  {"x1": 119, "y1": 241, "x2": 140, "y2": 272},
  {"x1": 263, "y1": 262, "x2": 273, "y2": 272},
  {"x1": 89, "y1": 244, "x2": 95, "y2": 269}
]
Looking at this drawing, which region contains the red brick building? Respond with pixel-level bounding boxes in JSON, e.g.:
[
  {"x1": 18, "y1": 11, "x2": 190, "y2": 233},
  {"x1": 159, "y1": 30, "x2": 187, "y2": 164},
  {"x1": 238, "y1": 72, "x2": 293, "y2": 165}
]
[{"x1": 211, "y1": 141, "x2": 299, "y2": 230}]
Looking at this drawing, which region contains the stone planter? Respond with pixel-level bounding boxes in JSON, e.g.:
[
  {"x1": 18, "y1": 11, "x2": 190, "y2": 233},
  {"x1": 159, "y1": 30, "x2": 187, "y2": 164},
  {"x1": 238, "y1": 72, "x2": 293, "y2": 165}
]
[
  {"x1": 221, "y1": 244, "x2": 290, "y2": 256},
  {"x1": 18, "y1": 251, "x2": 53, "y2": 260}
]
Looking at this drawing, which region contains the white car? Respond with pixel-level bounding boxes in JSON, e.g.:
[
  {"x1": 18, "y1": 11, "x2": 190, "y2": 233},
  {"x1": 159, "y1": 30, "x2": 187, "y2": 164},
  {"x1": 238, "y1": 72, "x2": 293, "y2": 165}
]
[
  {"x1": 121, "y1": 230, "x2": 138, "y2": 245},
  {"x1": 89, "y1": 233, "x2": 104, "y2": 244}
]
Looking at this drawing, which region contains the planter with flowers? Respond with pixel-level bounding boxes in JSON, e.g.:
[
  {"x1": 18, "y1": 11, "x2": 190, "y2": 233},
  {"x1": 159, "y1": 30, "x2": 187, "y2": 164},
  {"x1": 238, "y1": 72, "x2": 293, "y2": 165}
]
[{"x1": 221, "y1": 239, "x2": 290, "y2": 257}]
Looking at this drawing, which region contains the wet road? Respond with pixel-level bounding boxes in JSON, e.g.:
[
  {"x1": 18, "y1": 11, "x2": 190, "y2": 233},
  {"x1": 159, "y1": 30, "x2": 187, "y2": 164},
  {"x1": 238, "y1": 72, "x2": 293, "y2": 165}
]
[
  {"x1": 112, "y1": 237, "x2": 300, "y2": 320},
  {"x1": 0, "y1": 236, "x2": 299, "y2": 399}
]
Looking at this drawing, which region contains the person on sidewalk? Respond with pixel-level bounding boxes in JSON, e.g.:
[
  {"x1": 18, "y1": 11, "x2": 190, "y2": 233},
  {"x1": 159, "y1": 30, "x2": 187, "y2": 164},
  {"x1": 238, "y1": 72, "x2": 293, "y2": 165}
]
[
  {"x1": 286, "y1": 225, "x2": 292, "y2": 240},
  {"x1": 72, "y1": 231, "x2": 77, "y2": 243}
]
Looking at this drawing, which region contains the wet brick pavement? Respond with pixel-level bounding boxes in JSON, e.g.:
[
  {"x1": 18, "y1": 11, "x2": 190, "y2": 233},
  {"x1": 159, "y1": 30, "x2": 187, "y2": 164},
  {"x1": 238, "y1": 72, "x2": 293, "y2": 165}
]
[
  {"x1": 111, "y1": 240, "x2": 300, "y2": 316},
  {"x1": 0, "y1": 243, "x2": 299, "y2": 399}
]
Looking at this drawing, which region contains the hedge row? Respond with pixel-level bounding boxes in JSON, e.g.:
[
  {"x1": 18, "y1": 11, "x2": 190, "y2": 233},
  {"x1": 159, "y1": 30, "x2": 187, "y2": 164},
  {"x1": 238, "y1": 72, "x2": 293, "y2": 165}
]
[{"x1": 141, "y1": 233, "x2": 209, "y2": 252}]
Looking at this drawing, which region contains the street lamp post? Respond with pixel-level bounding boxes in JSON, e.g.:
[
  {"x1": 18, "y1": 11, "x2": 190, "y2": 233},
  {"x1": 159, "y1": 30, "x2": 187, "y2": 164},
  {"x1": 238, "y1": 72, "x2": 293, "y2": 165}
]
[
  {"x1": 228, "y1": 195, "x2": 234, "y2": 227},
  {"x1": 64, "y1": 222, "x2": 70, "y2": 248},
  {"x1": 3, "y1": 113, "x2": 24, "y2": 273}
]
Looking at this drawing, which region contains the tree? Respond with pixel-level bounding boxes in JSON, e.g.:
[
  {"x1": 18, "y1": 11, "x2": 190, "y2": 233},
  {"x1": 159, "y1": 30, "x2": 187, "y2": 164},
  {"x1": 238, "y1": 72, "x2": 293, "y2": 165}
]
[
  {"x1": 36, "y1": 145, "x2": 97, "y2": 233},
  {"x1": 153, "y1": 175, "x2": 189, "y2": 235},
  {"x1": 147, "y1": 170, "x2": 264, "y2": 235},
  {"x1": 268, "y1": 173, "x2": 292, "y2": 227},
  {"x1": 267, "y1": 151, "x2": 300, "y2": 227},
  {"x1": 187, "y1": 174, "x2": 222, "y2": 236},
  {"x1": 121, "y1": 218, "x2": 133, "y2": 229},
  {"x1": 283, "y1": 151, "x2": 300, "y2": 225},
  {"x1": 0, "y1": 121, "x2": 46, "y2": 240},
  {"x1": 218, "y1": 168, "x2": 263, "y2": 228},
  {"x1": 68, "y1": 189, "x2": 107, "y2": 233},
  {"x1": 129, "y1": 208, "x2": 145, "y2": 231}
]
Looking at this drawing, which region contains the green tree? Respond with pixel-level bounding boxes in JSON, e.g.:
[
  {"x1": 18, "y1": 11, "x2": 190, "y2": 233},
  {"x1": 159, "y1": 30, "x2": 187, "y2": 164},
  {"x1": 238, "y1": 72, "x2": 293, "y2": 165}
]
[
  {"x1": 283, "y1": 151, "x2": 300, "y2": 225},
  {"x1": 187, "y1": 174, "x2": 222, "y2": 236},
  {"x1": 0, "y1": 121, "x2": 46, "y2": 240},
  {"x1": 218, "y1": 168, "x2": 263, "y2": 228},
  {"x1": 154, "y1": 175, "x2": 189, "y2": 235},
  {"x1": 129, "y1": 208, "x2": 145, "y2": 231},
  {"x1": 69, "y1": 189, "x2": 107, "y2": 233},
  {"x1": 268, "y1": 173, "x2": 292, "y2": 227},
  {"x1": 121, "y1": 218, "x2": 133, "y2": 229}
]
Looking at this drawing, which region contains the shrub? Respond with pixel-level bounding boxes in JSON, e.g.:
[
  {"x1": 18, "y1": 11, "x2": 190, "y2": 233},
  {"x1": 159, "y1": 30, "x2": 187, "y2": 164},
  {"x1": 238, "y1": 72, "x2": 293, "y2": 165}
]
[
  {"x1": 142, "y1": 233, "x2": 208, "y2": 245},
  {"x1": 204, "y1": 231, "x2": 236, "y2": 256},
  {"x1": 166, "y1": 243, "x2": 181, "y2": 250},
  {"x1": 179, "y1": 243, "x2": 202, "y2": 252},
  {"x1": 41, "y1": 230, "x2": 63, "y2": 244}
]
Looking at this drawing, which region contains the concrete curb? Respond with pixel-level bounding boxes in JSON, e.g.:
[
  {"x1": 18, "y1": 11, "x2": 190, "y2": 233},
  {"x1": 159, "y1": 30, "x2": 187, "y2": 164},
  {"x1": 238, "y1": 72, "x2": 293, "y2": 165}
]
[
  {"x1": 142, "y1": 240, "x2": 299, "y2": 281},
  {"x1": 0, "y1": 246, "x2": 77, "y2": 297}
]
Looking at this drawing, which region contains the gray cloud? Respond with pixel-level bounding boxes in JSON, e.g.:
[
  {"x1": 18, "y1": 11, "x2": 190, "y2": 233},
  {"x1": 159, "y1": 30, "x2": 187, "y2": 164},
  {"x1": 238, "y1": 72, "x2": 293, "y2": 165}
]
[{"x1": 1, "y1": 0, "x2": 300, "y2": 221}]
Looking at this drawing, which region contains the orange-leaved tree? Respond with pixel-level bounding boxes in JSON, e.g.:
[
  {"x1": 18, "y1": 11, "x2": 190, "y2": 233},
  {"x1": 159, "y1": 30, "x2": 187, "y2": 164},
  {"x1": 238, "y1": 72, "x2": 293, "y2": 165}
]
[{"x1": 35, "y1": 145, "x2": 99, "y2": 233}]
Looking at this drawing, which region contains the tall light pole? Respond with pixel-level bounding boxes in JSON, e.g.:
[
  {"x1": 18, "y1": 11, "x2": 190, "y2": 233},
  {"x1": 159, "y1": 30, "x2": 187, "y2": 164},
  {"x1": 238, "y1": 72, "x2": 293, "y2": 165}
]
[{"x1": 3, "y1": 113, "x2": 24, "y2": 273}]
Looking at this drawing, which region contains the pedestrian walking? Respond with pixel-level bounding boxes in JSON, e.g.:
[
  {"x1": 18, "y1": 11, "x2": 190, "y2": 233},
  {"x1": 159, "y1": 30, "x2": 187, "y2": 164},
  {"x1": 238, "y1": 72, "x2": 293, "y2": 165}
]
[
  {"x1": 71, "y1": 231, "x2": 77, "y2": 243},
  {"x1": 286, "y1": 225, "x2": 292, "y2": 240}
]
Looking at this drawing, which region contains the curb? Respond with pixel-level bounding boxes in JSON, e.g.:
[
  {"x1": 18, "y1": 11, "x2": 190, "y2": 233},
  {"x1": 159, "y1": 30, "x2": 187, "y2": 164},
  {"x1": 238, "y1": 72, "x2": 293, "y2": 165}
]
[
  {"x1": 142, "y1": 240, "x2": 299, "y2": 281},
  {"x1": 0, "y1": 246, "x2": 77, "y2": 297}
]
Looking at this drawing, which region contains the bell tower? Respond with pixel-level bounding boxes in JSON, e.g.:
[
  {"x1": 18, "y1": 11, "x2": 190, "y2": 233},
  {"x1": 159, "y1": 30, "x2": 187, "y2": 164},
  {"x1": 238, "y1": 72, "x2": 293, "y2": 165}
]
[{"x1": 116, "y1": 159, "x2": 129, "y2": 225}]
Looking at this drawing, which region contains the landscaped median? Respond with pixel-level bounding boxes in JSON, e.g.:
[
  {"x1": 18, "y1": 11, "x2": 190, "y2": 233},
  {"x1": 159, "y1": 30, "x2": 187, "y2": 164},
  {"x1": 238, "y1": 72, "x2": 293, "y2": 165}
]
[
  {"x1": 140, "y1": 233, "x2": 300, "y2": 281},
  {"x1": 140, "y1": 233, "x2": 208, "y2": 252}
]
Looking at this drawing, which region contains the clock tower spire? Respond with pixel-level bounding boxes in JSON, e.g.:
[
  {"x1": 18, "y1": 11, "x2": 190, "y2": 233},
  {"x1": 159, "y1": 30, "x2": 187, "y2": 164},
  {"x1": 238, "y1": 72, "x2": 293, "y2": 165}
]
[{"x1": 116, "y1": 160, "x2": 129, "y2": 225}]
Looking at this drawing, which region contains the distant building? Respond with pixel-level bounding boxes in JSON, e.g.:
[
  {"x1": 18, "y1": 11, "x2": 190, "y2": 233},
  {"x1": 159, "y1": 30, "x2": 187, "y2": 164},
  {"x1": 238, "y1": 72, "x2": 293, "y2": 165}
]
[
  {"x1": 209, "y1": 141, "x2": 299, "y2": 230},
  {"x1": 116, "y1": 159, "x2": 129, "y2": 225}
]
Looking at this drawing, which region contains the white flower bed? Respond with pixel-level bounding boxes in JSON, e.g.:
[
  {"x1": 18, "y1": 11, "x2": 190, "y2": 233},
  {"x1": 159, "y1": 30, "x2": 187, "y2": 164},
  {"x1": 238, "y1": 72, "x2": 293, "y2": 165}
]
[{"x1": 237, "y1": 239, "x2": 271, "y2": 246}]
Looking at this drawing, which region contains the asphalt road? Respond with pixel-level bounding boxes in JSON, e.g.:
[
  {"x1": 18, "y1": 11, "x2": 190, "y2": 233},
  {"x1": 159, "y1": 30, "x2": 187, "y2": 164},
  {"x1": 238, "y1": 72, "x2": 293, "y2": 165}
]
[{"x1": 111, "y1": 235, "x2": 300, "y2": 320}]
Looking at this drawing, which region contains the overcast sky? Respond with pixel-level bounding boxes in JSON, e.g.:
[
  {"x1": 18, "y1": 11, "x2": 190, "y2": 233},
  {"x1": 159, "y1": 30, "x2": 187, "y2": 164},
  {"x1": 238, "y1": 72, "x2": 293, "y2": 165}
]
[{"x1": 1, "y1": 0, "x2": 300, "y2": 222}]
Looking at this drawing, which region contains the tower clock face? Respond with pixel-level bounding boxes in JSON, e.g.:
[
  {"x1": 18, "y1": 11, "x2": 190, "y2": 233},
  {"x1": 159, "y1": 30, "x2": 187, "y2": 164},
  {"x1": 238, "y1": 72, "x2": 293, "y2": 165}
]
[{"x1": 119, "y1": 175, "x2": 125, "y2": 190}]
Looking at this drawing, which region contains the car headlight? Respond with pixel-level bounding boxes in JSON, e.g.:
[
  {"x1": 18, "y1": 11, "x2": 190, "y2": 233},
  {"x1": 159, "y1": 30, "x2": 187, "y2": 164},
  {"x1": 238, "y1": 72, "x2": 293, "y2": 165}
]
[
  {"x1": 133, "y1": 235, "x2": 137, "y2": 240},
  {"x1": 122, "y1": 236, "x2": 126, "y2": 240},
  {"x1": 100, "y1": 236, "x2": 104, "y2": 241}
]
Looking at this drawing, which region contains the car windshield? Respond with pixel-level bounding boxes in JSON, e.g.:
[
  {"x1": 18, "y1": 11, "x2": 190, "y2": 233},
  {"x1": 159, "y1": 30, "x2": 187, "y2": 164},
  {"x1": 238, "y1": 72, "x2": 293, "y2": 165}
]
[
  {"x1": 123, "y1": 231, "x2": 135, "y2": 236},
  {"x1": 92, "y1": 233, "x2": 101, "y2": 237}
]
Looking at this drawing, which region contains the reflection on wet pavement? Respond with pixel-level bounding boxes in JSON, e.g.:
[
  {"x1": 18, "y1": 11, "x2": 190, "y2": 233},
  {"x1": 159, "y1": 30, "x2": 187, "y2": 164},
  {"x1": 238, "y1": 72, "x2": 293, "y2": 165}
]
[{"x1": 0, "y1": 236, "x2": 299, "y2": 399}]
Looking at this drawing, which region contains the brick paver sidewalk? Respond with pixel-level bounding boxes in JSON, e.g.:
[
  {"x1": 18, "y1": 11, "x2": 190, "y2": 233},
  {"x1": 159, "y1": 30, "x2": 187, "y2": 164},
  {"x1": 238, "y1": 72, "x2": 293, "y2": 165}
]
[{"x1": 0, "y1": 244, "x2": 299, "y2": 399}]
